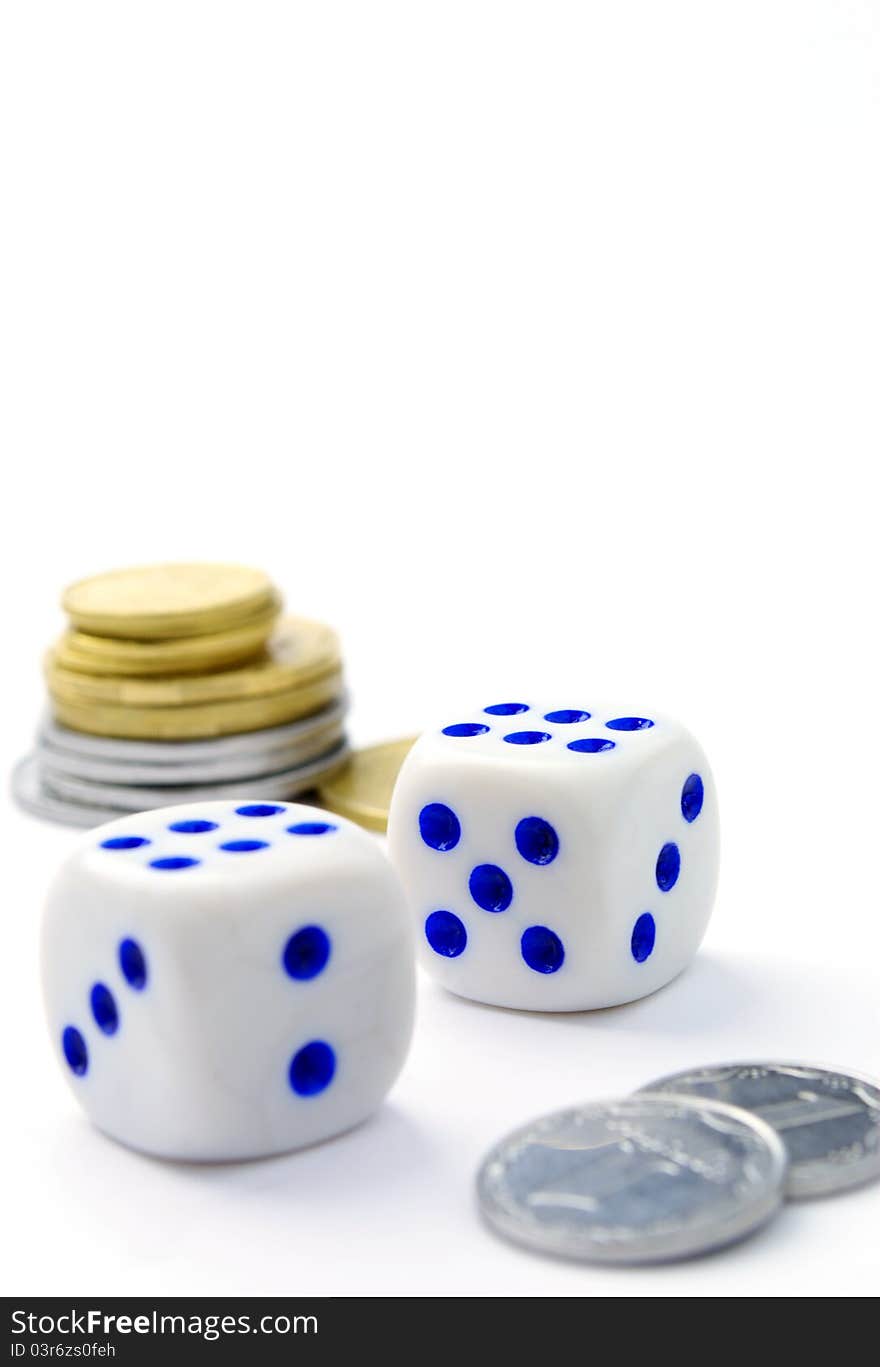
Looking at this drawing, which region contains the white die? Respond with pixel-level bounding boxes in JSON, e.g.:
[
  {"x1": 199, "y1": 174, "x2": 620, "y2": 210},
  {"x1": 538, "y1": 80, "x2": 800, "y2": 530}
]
[
  {"x1": 387, "y1": 702, "x2": 719, "y2": 1011},
  {"x1": 41, "y1": 800, "x2": 415, "y2": 1160}
]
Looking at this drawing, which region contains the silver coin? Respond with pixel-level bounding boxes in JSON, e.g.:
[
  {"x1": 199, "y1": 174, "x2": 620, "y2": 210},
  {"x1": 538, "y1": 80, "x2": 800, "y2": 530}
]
[
  {"x1": 37, "y1": 715, "x2": 346, "y2": 785},
  {"x1": 40, "y1": 739, "x2": 351, "y2": 812},
  {"x1": 639, "y1": 1062, "x2": 880, "y2": 1198},
  {"x1": 11, "y1": 754, "x2": 124, "y2": 829},
  {"x1": 477, "y1": 1094, "x2": 787, "y2": 1265},
  {"x1": 38, "y1": 695, "x2": 348, "y2": 764}
]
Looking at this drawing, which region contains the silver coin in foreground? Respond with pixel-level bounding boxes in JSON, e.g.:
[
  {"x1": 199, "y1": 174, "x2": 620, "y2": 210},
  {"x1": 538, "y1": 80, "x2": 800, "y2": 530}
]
[
  {"x1": 11, "y1": 755, "x2": 123, "y2": 829},
  {"x1": 639, "y1": 1062, "x2": 880, "y2": 1199},
  {"x1": 477, "y1": 1094, "x2": 787, "y2": 1265}
]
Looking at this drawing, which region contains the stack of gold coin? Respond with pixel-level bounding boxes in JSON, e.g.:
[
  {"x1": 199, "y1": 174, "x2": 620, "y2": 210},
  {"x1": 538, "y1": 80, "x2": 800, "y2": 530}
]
[{"x1": 13, "y1": 563, "x2": 352, "y2": 827}]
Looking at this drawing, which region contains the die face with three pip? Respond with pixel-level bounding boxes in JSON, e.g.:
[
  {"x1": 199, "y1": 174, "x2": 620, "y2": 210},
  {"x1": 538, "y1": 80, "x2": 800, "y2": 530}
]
[
  {"x1": 387, "y1": 702, "x2": 719, "y2": 1012},
  {"x1": 41, "y1": 800, "x2": 415, "y2": 1161}
]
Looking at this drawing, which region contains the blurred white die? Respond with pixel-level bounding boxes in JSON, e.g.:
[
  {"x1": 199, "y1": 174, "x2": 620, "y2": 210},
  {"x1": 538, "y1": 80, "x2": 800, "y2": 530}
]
[
  {"x1": 387, "y1": 702, "x2": 719, "y2": 1011},
  {"x1": 42, "y1": 800, "x2": 415, "y2": 1160}
]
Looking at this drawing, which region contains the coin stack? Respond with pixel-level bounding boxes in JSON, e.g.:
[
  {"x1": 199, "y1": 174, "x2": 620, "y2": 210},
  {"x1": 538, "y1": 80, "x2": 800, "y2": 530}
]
[{"x1": 13, "y1": 563, "x2": 351, "y2": 828}]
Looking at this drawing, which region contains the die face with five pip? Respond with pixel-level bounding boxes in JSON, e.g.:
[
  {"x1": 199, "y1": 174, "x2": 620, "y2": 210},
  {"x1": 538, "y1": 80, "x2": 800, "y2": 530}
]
[
  {"x1": 42, "y1": 800, "x2": 415, "y2": 1161},
  {"x1": 387, "y1": 702, "x2": 719, "y2": 1011}
]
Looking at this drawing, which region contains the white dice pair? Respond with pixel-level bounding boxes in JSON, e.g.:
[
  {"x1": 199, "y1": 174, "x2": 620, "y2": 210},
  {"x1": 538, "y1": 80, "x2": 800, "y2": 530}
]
[{"x1": 42, "y1": 703, "x2": 718, "y2": 1160}]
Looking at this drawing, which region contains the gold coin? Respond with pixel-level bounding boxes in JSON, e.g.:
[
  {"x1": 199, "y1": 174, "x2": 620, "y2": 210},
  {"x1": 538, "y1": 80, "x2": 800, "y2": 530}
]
[
  {"x1": 55, "y1": 603, "x2": 280, "y2": 677},
  {"x1": 50, "y1": 670, "x2": 345, "y2": 740},
  {"x1": 46, "y1": 616, "x2": 341, "y2": 708},
  {"x1": 63, "y1": 563, "x2": 277, "y2": 639},
  {"x1": 317, "y1": 737, "x2": 418, "y2": 832}
]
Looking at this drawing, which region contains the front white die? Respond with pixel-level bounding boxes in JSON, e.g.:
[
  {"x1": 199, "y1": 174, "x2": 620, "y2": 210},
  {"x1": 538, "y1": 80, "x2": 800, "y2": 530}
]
[
  {"x1": 387, "y1": 702, "x2": 719, "y2": 1011},
  {"x1": 41, "y1": 800, "x2": 415, "y2": 1160}
]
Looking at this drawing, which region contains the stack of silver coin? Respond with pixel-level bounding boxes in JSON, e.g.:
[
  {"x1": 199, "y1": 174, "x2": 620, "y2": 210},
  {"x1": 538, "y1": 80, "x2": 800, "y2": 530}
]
[
  {"x1": 14, "y1": 699, "x2": 350, "y2": 829},
  {"x1": 477, "y1": 1062, "x2": 880, "y2": 1264}
]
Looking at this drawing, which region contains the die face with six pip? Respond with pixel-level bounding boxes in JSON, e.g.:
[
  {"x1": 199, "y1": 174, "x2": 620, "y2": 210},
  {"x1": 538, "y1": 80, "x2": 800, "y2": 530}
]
[
  {"x1": 42, "y1": 800, "x2": 415, "y2": 1161},
  {"x1": 387, "y1": 702, "x2": 719, "y2": 1012}
]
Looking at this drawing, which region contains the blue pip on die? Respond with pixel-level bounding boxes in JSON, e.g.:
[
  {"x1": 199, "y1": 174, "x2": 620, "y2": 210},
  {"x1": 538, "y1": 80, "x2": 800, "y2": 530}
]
[
  {"x1": 387, "y1": 702, "x2": 719, "y2": 1011},
  {"x1": 41, "y1": 801, "x2": 415, "y2": 1160}
]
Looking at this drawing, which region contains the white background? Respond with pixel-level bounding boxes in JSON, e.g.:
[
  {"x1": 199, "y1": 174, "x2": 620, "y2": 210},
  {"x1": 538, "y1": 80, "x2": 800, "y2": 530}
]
[{"x1": 1, "y1": 1, "x2": 878, "y2": 1298}]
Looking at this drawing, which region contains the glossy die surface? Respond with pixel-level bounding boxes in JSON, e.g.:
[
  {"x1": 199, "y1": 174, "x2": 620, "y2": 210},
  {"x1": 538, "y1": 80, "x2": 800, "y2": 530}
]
[
  {"x1": 42, "y1": 800, "x2": 414, "y2": 1159},
  {"x1": 387, "y1": 702, "x2": 718, "y2": 1011}
]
